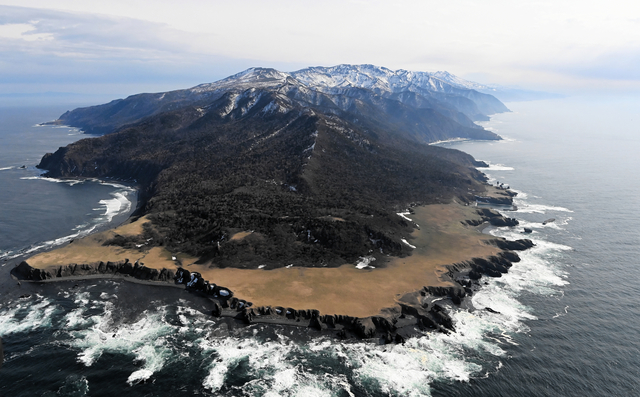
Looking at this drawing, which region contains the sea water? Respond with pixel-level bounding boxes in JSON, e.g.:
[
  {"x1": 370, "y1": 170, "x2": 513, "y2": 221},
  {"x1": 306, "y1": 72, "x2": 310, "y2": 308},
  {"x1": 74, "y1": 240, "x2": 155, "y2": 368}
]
[
  {"x1": 1, "y1": 96, "x2": 639, "y2": 396},
  {"x1": 0, "y1": 107, "x2": 136, "y2": 262}
]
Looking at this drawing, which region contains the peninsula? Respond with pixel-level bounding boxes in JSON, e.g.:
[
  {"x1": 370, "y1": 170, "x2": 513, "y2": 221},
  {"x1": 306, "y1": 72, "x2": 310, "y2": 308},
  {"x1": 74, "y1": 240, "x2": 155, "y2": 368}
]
[{"x1": 15, "y1": 65, "x2": 531, "y2": 341}]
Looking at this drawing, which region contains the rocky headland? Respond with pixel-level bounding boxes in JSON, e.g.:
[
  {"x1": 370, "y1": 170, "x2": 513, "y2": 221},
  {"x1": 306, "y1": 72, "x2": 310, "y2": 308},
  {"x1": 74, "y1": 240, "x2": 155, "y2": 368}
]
[
  {"x1": 13, "y1": 64, "x2": 530, "y2": 343},
  {"x1": 13, "y1": 199, "x2": 534, "y2": 343}
]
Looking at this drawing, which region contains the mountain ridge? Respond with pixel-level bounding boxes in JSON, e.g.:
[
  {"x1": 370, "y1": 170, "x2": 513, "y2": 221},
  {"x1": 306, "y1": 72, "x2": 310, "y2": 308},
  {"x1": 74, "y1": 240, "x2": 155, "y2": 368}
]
[{"x1": 51, "y1": 64, "x2": 508, "y2": 135}]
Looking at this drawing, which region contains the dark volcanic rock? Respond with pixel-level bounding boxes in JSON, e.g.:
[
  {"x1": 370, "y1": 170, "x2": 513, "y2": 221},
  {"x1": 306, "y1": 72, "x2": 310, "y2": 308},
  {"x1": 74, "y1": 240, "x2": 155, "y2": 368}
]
[
  {"x1": 493, "y1": 239, "x2": 535, "y2": 251},
  {"x1": 499, "y1": 250, "x2": 521, "y2": 263},
  {"x1": 477, "y1": 208, "x2": 518, "y2": 226},
  {"x1": 354, "y1": 317, "x2": 377, "y2": 339},
  {"x1": 13, "y1": 260, "x2": 179, "y2": 287},
  {"x1": 309, "y1": 315, "x2": 328, "y2": 331},
  {"x1": 212, "y1": 302, "x2": 223, "y2": 317},
  {"x1": 13, "y1": 261, "x2": 52, "y2": 281},
  {"x1": 475, "y1": 195, "x2": 513, "y2": 206},
  {"x1": 489, "y1": 217, "x2": 519, "y2": 227}
]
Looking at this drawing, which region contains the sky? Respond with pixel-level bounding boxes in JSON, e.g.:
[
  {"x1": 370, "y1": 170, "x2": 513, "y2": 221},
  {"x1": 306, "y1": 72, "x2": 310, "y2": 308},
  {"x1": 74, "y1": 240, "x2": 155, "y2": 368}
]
[{"x1": 1, "y1": 0, "x2": 639, "y2": 102}]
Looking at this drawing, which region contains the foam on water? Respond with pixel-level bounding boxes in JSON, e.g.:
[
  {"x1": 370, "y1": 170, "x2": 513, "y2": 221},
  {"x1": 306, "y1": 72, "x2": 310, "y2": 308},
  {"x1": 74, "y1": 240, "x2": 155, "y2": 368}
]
[
  {"x1": 57, "y1": 374, "x2": 90, "y2": 396},
  {"x1": 20, "y1": 175, "x2": 84, "y2": 186},
  {"x1": 319, "y1": 189, "x2": 572, "y2": 396},
  {"x1": 200, "y1": 334, "x2": 353, "y2": 396},
  {"x1": 68, "y1": 305, "x2": 175, "y2": 384},
  {"x1": 512, "y1": 201, "x2": 573, "y2": 214},
  {"x1": 477, "y1": 162, "x2": 515, "y2": 171},
  {"x1": 0, "y1": 296, "x2": 59, "y2": 336},
  {"x1": 98, "y1": 191, "x2": 132, "y2": 223},
  {"x1": 0, "y1": 181, "x2": 134, "y2": 261},
  {"x1": 0, "y1": 180, "x2": 572, "y2": 396}
]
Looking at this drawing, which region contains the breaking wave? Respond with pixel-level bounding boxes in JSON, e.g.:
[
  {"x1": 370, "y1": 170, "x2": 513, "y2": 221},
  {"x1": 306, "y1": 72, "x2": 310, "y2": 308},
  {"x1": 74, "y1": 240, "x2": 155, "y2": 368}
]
[
  {"x1": 477, "y1": 162, "x2": 515, "y2": 171},
  {"x1": 0, "y1": 181, "x2": 134, "y2": 261},
  {"x1": 0, "y1": 186, "x2": 571, "y2": 396},
  {"x1": 20, "y1": 175, "x2": 84, "y2": 186}
]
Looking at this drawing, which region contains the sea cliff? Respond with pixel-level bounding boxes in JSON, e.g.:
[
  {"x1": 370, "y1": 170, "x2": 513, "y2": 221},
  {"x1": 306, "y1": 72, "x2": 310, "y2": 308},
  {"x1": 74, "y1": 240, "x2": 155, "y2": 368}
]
[{"x1": 12, "y1": 199, "x2": 534, "y2": 343}]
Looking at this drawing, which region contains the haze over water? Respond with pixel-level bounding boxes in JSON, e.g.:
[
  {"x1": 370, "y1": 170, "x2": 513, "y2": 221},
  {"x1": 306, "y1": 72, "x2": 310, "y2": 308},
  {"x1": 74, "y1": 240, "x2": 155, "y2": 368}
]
[{"x1": 0, "y1": 96, "x2": 639, "y2": 396}]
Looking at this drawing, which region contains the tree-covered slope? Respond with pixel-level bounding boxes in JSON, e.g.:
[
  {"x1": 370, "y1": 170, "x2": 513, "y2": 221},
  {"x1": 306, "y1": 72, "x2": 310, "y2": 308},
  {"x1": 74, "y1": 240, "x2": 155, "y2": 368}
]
[{"x1": 38, "y1": 68, "x2": 498, "y2": 269}]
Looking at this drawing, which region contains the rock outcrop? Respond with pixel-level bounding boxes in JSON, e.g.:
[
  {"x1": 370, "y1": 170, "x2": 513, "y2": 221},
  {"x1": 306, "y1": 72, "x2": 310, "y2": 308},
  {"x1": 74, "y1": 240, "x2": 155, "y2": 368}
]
[
  {"x1": 12, "y1": 235, "x2": 534, "y2": 344},
  {"x1": 474, "y1": 208, "x2": 519, "y2": 227},
  {"x1": 12, "y1": 259, "x2": 176, "y2": 283}
]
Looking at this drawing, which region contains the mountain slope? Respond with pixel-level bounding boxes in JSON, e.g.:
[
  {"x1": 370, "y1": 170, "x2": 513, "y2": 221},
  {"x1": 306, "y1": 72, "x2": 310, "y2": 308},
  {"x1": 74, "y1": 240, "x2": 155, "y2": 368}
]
[
  {"x1": 291, "y1": 64, "x2": 509, "y2": 120},
  {"x1": 38, "y1": 66, "x2": 500, "y2": 269},
  {"x1": 52, "y1": 65, "x2": 508, "y2": 136}
]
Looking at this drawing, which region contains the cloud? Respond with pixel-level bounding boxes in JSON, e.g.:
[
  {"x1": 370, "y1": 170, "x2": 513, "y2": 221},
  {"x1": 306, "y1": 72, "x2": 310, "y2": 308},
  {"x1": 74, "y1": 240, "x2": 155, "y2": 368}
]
[
  {"x1": 0, "y1": 6, "x2": 265, "y2": 96},
  {"x1": 0, "y1": 22, "x2": 53, "y2": 41},
  {"x1": 559, "y1": 48, "x2": 640, "y2": 81},
  {"x1": 1, "y1": 1, "x2": 640, "y2": 97}
]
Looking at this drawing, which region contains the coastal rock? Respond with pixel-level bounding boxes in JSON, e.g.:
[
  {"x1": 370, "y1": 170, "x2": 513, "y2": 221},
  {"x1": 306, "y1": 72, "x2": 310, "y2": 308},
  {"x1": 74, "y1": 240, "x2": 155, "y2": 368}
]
[
  {"x1": 175, "y1": 268, "x2": 191, "y2": 284},
  {"x1": 372, "y1": 316, "x2": 396, "y2": 333},
  {"x1": 131, "y1": 263, "x2": 161, "y2": 280},
  {"x1": 309, "y1": 315, "x2": 328, "y2": 331},
  {"x1": 420, "y1": 316, "x2": 438, "y2": 329},
  {"x1": 215, "y1": 286, "x2": 233, "y2": 299},
  {"x1": 158, "y1": 268, "x2": 175, "y2": 282},
  {"x1": 117, "y1": 260, "x2": 133, "y2": 275},
  {"x1": 475, "y1": 195, "x2": 513, "y2": 205},
  {"x1": 242, "y1": 307, "x2": 256, "y2": 323},
  {"x1": 492, "y1": 238, "x2": 534, "y2": 251},
  {"x1": 424, "y1": 286, "x2": 466, "y2": 300},
  {"x1": 13, "y1": 260, "x2": 180, "y2": 287},
  {"x1": 212, "y1": 302, "x2": 223, "y2": 317},
  {"x1": 476, "y1": 208, "x2": 518, "y2": 226},
  {"x1": 499, "y1": 250, "x2": 521, "y2": 263},
  {"x1": 186, "y1": 272, "x2": 206, "y2": 290},
  {"x1": 354, "y1": 317, "x2": 377, "y2": 339},
  {"x1": 430, "y1": 304, "x2": 455, "y2": 331},
  {"x1": 13, "y1": 262, "x2": 52, "y2": 281},
  {"x1": 489, "y1": 217, "x2": 519, "y2": 227}
]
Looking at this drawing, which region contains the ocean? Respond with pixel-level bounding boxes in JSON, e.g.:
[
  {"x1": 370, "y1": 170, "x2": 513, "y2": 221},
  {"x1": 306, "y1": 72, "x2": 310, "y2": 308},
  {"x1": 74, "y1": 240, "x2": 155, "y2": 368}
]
[{"x1": 0, "y1": 96, "x2": 638, "y2": 396}]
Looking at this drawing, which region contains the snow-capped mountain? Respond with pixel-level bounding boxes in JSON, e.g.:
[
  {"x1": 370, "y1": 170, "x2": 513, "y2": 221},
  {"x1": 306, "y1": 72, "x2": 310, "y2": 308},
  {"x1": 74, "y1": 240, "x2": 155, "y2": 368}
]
[
  {"x1": 41, "y1": 65, "x2": 501, "y2": 270},
  {"x1": 54, "y1": 64, "x2": 509, "y2": 137},
  {"x1": 428, "y1": 71, "x2": 488, "y2": 90},
  {"x1": 290, "y1": 64, "x2": 508, "y2": 120}
]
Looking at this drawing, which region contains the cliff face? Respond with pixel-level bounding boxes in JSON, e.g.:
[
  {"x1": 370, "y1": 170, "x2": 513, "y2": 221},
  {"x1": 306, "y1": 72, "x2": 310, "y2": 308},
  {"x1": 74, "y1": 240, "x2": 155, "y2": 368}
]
[
  {"x1": 13, "y1": 237, "x2": 535, "y2": 343},
  {"x1": 37, "y1": 67, "x2": 502, "y2": 269}
]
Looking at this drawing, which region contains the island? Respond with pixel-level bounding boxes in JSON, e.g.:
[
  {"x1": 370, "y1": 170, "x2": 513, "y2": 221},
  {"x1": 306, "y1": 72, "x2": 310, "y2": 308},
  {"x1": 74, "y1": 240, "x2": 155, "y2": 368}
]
[{"x1": 14, "y1": 65, "x2": 532, "y2": 342}]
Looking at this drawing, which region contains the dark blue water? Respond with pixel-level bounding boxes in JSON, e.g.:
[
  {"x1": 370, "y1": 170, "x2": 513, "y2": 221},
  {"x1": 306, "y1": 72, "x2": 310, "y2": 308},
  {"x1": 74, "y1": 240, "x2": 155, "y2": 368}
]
[
  {"x1": 0, "y1": 107, "x2": 136, "y2": 262},
  {"x1": 1, "y1": 97, "x2": 639, "y2": 396},
  {"x1": 431, "y1": 95, "x2": 640, "y2": 396}
]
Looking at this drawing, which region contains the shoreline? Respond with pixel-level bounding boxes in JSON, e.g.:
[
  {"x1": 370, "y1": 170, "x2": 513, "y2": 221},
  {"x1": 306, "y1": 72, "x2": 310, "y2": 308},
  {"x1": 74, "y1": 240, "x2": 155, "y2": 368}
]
[
  {"x1": 10, "y1": 194, "x2": 534, "y2": 342},
  {"x1": 0, "y1": 175, "x2": 140, "y2": 264}
]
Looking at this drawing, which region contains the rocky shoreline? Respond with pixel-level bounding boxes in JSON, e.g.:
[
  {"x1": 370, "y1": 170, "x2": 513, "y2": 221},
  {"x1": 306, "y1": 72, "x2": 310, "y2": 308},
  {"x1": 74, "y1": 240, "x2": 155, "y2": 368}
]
[{"x1": 11, "y1": 206, "x2": 534, "y2": 344}]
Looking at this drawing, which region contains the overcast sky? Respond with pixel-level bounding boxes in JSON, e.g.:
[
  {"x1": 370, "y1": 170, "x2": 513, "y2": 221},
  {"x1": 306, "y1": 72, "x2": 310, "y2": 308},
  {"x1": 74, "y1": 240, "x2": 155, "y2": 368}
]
[{"x1": 1, "y1": 0, "x2": 639, "y2": 100}]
